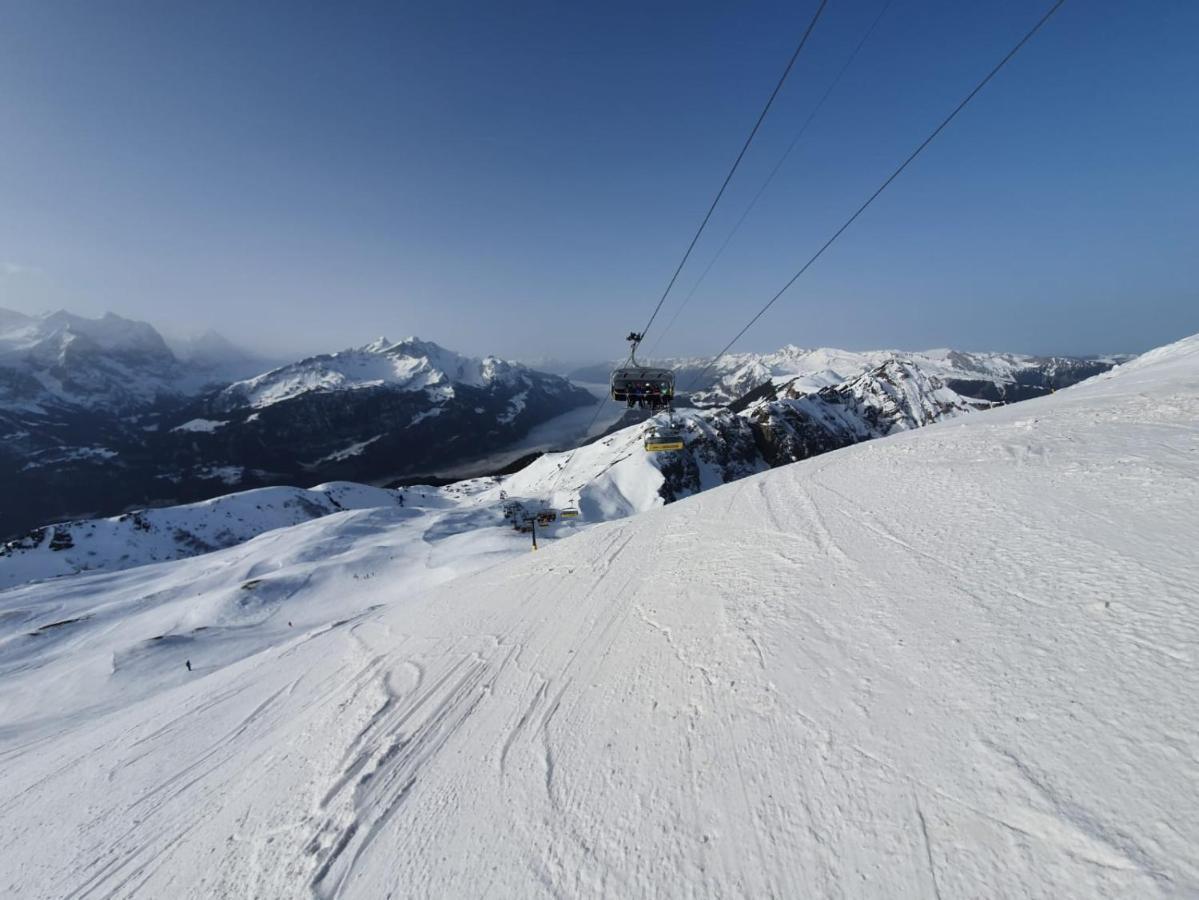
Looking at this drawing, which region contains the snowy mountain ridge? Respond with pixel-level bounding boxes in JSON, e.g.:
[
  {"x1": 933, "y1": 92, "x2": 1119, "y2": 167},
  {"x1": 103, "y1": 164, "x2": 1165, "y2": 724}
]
[
  {"x1": 216, "y1": 336, "x2": 529, "y2": 410},
  {"x1": 0, "y1": 308, "x2": 188, "y2": 413},
  {"x1": 703, "y1": 345, "x2": 1127, "y2": 404},
  {"x1": 573, "y1": 344, "x2": 1126, "y2": 406},
  {"x1": 0, "y1": 332, "x2": 1194, "y2": 897},
  {"x1": 0, "y1": 308, "x2": 171, "y2": 360},
  {"x1": 743, "y1": 358, "x2": 988, "y2": 465}
]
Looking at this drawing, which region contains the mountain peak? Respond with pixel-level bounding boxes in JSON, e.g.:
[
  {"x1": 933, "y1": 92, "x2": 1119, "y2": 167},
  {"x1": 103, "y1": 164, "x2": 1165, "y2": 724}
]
[
  {"x1": 218, "y1": 336, "x2": 525, "y2": 410},
  {"x1": 362, "y1": 336, "x2": 394, "y2": 353},
  {"x1": 36, "y1": 309, "x2": 174, "y2": 359}
]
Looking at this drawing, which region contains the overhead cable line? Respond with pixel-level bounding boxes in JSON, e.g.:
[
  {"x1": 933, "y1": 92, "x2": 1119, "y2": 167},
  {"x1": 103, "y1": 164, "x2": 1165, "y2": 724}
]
[
  {"x1": 647, "y1": 0, "x2": 894, "y2": 359},
  {"x1": 685, "y1": 0, "x2": 1066, "y2": 392},
  {"x1": 544, "y1": 2, "x2": 832, "y2": 500},
  {"x1": 636, "y1": 0, "x2": 830, "y2": 344}
]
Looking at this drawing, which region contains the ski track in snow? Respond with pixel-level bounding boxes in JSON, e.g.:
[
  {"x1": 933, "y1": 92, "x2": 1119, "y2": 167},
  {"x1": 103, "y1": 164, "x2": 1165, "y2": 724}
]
[{"x1": 0, "y1": 337, "x2": 1197, "y2": 897}]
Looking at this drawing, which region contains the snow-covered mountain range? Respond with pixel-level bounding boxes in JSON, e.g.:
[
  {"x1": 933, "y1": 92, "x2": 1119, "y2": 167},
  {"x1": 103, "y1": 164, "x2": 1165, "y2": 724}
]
[
  {"x1": 571, "y1": 344, "x2": 1126, "y2": 406},
  {"x1": 0, "y1": 332, "x2": 1194, "y2": 897},
  {"x1": 1, "y1": 307, "x2": 1121, "y2": 545},
  {"x1": 0, "y1": 309, "x2": 592, "y2": 540},
  {"x1": 0, "y1": 351, "x2": 1089, "y2": 586},
  {"x1": 182, "y1": 335, "x2": 592, "y2": 485},
  {"x1": 495, "y1": 356, "x2": 992, "y2": 512}
]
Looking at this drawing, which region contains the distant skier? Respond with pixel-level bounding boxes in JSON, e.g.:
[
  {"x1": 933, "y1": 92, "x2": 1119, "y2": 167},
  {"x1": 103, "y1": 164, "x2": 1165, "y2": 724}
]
[
  {"x1": 398, "y1": 493, "x2": 404, "y2": 507},
  {"x1": 185, "y1": 659, "x2": 192, "y2": 672}
]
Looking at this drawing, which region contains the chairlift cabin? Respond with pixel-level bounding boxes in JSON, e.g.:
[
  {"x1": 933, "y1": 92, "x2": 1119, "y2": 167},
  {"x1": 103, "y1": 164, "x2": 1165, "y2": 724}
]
[
  {"x1": 535, "y1": 510, "x2": 557, "y2": 526},
  {"x1": 610, "y1": 331, "x2": 675, "y2": 410},
  {"x1": 559, "y1": 508, "x2": 580, "y2": 519}
]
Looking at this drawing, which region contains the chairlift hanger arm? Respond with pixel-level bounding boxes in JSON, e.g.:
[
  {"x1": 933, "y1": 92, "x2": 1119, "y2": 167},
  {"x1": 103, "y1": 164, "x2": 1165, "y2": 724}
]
[{"x1": 626, "y1": 331, "x2": 644, "y2": 367}]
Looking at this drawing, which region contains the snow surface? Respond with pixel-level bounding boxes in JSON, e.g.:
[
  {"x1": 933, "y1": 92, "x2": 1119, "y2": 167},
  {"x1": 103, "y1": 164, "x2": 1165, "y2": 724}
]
[{"x1": 0, "y1": 335, "x2": 1196, "y2": 897}]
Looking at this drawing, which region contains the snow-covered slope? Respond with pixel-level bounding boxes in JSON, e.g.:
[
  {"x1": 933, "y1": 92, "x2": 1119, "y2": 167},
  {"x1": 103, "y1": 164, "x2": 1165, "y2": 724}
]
[
  {"x1": 0, "y1": 482, "x2": 409, "y2": 589},
  {"x1": 1, "y1": 335, "x2": 1196, "y2": 897}
]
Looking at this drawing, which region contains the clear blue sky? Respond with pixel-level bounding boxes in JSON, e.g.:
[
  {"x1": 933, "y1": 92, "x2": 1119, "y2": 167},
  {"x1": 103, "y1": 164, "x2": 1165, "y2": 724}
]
[{"x1": 1, "y1": 0, "x2": 1196, "y2": 361}]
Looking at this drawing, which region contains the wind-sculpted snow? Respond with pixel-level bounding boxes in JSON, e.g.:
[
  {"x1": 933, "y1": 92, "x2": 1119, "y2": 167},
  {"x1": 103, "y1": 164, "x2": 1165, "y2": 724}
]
[{"x1": 0, "y1": 335, "x2": 1196, "y2": 897}]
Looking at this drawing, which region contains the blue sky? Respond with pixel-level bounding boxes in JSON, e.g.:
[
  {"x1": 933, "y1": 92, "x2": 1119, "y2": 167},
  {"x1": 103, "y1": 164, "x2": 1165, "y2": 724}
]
[{"x1": 1, "y1": 0, "x2": 1195, "y2": 361}]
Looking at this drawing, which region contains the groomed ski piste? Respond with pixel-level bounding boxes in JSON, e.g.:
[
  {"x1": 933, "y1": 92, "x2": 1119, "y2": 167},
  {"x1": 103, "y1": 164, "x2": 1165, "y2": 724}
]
[{"x1": 1, "y1": 335, "x2": 1197, "y2": 898}]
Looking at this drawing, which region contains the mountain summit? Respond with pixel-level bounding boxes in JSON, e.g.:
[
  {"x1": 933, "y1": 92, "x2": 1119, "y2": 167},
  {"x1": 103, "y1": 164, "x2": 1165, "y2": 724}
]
[
  {"x1": 216, "y1": 336, "x2": 526, "y2": 410},
  {"x1": 0, "y1": 308, "x2": 181, "y2": 412}
]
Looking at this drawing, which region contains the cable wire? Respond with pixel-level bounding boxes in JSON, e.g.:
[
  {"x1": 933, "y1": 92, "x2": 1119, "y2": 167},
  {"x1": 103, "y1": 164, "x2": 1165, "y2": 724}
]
[
  {"x1": 685, "y1": 0, "x2": 1066, "y2": 392},
  {"x1": 636, "y1": 0, "x2": 830, "y2": 342},
  {"x1": 544, "y1": 2, "x2": 831, "y2": 502},
  {"x1": 647, "y1": 0, "x2": 894, "y2": 360}
]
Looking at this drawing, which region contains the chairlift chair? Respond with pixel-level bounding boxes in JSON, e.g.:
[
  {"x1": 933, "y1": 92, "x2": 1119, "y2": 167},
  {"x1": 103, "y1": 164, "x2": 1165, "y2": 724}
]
[
  {"x1": 644, "y1": 423, "x2": 684, "y2": 452},
  {"x1": 610, "y1": 367, "x2": 676, "y2": 409},
  {"x1": 610, "y1": 331, "x2": 676, "y2": 410}
]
